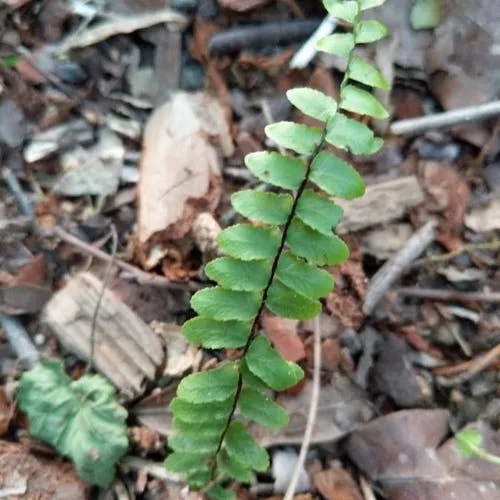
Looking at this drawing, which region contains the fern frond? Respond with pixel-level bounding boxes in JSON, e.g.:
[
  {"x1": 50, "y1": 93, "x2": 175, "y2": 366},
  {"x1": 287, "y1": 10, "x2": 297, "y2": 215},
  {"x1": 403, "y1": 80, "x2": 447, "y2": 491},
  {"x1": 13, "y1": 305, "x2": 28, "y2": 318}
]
[{"x1": 166, "y1": 0, "x2": 390, "y2": 496}]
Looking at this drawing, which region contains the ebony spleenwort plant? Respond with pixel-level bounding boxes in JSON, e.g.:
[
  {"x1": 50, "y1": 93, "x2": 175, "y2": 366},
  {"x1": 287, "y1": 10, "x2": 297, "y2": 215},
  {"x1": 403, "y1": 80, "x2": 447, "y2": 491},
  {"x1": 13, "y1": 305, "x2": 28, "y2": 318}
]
[{"x1": 165, "y1": 1, "x2": 390, "y2": 498}]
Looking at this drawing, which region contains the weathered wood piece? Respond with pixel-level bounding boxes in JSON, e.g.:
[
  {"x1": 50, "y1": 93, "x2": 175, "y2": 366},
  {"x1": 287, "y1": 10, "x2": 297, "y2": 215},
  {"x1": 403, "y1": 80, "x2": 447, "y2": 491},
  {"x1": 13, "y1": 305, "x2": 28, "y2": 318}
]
[
  {"x1": 43, "y1": 273, "x2": 164, "y2": 399},
  {"x1": 336, "y1": 176, "x2": 425, "y2": 234}
]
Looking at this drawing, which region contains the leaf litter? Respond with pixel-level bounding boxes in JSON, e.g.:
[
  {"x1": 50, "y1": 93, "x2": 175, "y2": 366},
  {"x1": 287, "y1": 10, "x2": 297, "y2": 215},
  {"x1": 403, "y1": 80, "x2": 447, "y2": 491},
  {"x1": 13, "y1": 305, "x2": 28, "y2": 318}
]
[{"x1": 0, "y1": 0, "x2": 499, "y2": 497}]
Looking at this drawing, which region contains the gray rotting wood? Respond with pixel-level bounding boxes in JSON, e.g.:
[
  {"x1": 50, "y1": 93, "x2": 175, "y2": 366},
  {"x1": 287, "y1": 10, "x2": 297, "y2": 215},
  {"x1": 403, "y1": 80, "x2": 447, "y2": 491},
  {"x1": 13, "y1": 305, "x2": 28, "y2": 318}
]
[{"x1": 43, "y1": 272, "x2": 164, "y2": 399}]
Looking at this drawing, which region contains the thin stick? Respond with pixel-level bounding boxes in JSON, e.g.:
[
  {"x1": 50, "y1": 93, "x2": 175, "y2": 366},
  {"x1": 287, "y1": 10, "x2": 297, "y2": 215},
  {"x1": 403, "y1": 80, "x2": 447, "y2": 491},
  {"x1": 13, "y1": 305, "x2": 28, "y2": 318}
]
[
  {"x1": 0, "y1": 313, "x2": 38, "y2": 369},
  {"x1": 57, "y1": 8, "x2": 188, "y2": 53},
  {"x1": 414, "y1": 239, "x2": 500, "y2": 267},
  {"x1": 87, "y1": 225, "x2": 117, "y2": 372},
  {"x1": 52, "y1": 226, "x2": 198, "y2": 291},
  {"x1": 397, "y1": 287, "x2": 500, "y2": 304},
  {"x1": 284, "y1": 315, "x2": 321, "y2": 500},
  {"x1": 363, "y1": 220, "x2": 437, "y2": 315},
  {"x1": 434, "y1": 343, "x2": 500, "y2": 387},
  {"x1": 390, "y1": 100, "x2": 500, "y2": 136},
  {"x1": 289, "y1": 14, "x2": 336, "y2": 69}
]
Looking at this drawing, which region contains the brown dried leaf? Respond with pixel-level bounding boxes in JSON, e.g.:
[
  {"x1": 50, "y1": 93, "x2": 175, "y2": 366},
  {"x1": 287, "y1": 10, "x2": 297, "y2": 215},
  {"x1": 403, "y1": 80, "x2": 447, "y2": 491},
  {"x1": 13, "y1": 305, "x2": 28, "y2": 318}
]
[
  {"x1": 218, "y1": 0, "x2": 273, "y2": 11},
  {"x1": 262, "y1": 313, "x2": 306, "y2": 362},
  {"x1": 313, "y1": 467, "x2": 363, "y2": 500},
  {"x1": 137, "y1": 92, "x2": 231, "y2": 259}
]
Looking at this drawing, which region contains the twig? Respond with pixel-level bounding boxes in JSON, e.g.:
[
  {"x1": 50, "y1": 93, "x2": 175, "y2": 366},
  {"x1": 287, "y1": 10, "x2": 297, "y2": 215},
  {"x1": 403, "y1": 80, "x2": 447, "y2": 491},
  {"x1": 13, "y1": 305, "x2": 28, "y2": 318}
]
[
  {"x1": 0, "y1": 313, "x2": 38, "y2": 369},
  {"x1": 414, "y1": 239, "x2": 500, "y2": 267},
  {"x1": 52, "y1": 226, "x2": 198, "y2": 291},
  {"x1": 120, "y1": 456, "x2": 182, "y2": 482},
  {"x1": 359, "y1": 475, "x2": 377, "y2": 500},
  {"x1": 57, "y1": 8, "x2": 188, "y2": 53},
  {"x1": 208, "y1": 20, "x2": 321, "y2": 55},
  {"x1": 363, "y1": 220, "x2": 437, "y2": 315},
  {"x1": 434, "y1": 343, "x2": 500, "y2": 387},
  {"x1": 87, "y1": 225, "x2": 118, "y2": 372},
  {"x1": 397, "y1": 287, "x2": 500, "y2": 303},
  {"x1": 390, "y1": 100, "x2": 500, "y2": 136},
  {"x1": 2, "y1": 168, "x2": 34, "y2": 217},
  {"x1": 289, "y1": 14, "x2": 336, "y2": 69},
  {"x1": 284, "y1": 315, "x2": 321, "y2": 500}
]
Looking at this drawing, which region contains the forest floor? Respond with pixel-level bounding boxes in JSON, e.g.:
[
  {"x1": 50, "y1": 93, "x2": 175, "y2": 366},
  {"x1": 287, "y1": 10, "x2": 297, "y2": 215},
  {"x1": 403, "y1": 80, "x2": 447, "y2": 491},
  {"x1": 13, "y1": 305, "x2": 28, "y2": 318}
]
[{"x1": 0, "y1": 0, "x2": 499, "y2": 499}]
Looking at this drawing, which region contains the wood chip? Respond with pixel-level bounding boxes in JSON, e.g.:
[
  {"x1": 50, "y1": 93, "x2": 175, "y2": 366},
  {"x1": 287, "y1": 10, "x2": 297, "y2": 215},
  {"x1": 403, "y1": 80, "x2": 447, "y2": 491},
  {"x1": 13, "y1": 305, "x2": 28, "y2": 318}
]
[
  {"x1": 336, "y1": 176, "x2": 425, "y2": 234},
  {"x1": 43, "y1": 273, "x2": 164, "y2": 399}
]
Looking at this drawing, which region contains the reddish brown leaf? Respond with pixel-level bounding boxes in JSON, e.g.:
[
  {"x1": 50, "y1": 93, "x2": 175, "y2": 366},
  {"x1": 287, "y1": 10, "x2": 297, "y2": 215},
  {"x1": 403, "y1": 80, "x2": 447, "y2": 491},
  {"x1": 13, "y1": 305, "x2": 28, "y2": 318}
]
[
  {"x1": 262, "y1": 313, "x2": 305, "y2": 362},
  {"x1": 313, "y1": 467, "x2": 363, "y2": 500}
]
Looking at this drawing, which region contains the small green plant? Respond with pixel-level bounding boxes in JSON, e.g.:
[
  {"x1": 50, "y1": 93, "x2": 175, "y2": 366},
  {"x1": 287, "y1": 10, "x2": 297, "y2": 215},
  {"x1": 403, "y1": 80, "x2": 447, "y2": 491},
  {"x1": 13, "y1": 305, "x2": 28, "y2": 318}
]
[
  {"x1": 456, "y1": 429, "x2": 500, "y2": 465},
  {"x1": 18, "y1": 361, "x2": 128, "y2": 488},
  {"x1": 165, "y1": 1, "x2": 390, "y2": 497}
]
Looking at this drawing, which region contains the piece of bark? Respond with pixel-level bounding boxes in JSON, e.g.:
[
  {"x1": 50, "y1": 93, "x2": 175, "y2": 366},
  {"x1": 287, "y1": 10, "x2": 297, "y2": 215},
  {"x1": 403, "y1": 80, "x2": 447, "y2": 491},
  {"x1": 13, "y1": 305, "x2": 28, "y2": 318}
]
[
  {"x1": 43, "y1": 273, "x2": 164, "y2": 399},
  {"x1": 336, "y1": 176, "x2": 425, "y2": 234}
]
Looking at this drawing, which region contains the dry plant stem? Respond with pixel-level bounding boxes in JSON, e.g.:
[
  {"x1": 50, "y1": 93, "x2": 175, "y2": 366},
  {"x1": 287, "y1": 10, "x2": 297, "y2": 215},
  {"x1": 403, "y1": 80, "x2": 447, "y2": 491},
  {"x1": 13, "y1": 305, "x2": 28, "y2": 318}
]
[
  {"x1": 52, "y1": 226, "x2": 198, "y2": 291},
  {"x1": 284, "y1": 315, "x2": 321, "y2": 500},
  {"x1": 414, "y1": 239, "x2": 500, "y2": 266},
  {"x1": 57, "y1": 7, "x2": 188, "y2": 53},
  {"x1": 434, "y1": 343, "x2": 500, "y2": 387},
  {"x1": 390, "y1": 100, "x2": 500, "y2": 135},
  {"x1": 88, "y1": 225, "x2": 118, "y2": 372},
  {"x1": 0, "y1": 313, "x2": 38, "y2": 369},
  {"x1": 397, "y1": 287, "x2": 500, "y2": 304},
  {"x1": 363, "y1": 220, "x2": 437, "y2": 315}
]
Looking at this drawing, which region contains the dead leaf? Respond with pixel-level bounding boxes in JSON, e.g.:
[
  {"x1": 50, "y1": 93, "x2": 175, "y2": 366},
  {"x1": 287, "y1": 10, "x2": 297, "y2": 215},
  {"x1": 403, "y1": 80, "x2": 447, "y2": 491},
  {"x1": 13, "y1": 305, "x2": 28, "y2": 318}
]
[
  {"x1": 255, "y1": 375, "x2": 374, "y2": 447},
  {"x1": 465, "y1": 198, "x2": 500, "y2": 232},
  {"x1": 137, "y1": 92, "x2": 230, "y2": 263},
  {"x1": 150, "y1": 322, "x2": 201, "y2": 377},
  {"x1": 262, "y1": 313, "x2": 305, "y2": 362},
  {"x1": 0, "y1": 389, "x2": 13, "y2": 437},
  {"x1": 0, "y1": 255, "x2": 51, "y2": 315},
  {"x1": 346, "y1": 411, "x2": 500, "y2": 500},
  {"x1": 130, "y1": 426, "x2": 162, "y2": 454},
  {"x1": 313, "y1": 467, "x2": 363, "y2": 500},
  {"x1": 218, "y1": 0, "x2": 273, "y2": 11},
  {"x1": 0, "y1": 441, "x2": 88, "y2": 499},
  {"x1": 422, "y1": 162, "x2": 470, "y2": 249}
]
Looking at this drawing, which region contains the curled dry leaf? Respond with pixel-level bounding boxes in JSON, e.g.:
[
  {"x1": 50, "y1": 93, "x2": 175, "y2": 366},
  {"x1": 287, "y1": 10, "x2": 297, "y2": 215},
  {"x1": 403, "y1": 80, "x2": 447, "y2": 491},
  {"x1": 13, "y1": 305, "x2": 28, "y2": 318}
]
[{"x1": 137, "y1": 91, "x2": 233, "y2": 265}]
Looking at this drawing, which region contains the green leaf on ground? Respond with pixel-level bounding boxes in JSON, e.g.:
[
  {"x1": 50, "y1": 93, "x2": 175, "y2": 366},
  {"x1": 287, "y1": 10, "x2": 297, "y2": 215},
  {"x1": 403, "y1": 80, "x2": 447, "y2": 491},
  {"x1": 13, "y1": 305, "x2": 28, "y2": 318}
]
[
  {"x1": 410, "y1": 0, "x2": 441, "y2": 30},
  {"x1": 246, "y1": 336, "x2": 304, "y2": 391},
  {"x1": 18, "y1": 360, "x2": 128, "y2": 488},
  {"x1": 244, "y1": 151, "x2": 306, "y2": 190}
]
